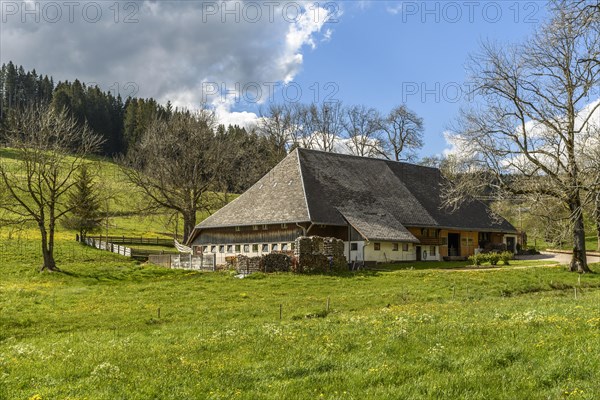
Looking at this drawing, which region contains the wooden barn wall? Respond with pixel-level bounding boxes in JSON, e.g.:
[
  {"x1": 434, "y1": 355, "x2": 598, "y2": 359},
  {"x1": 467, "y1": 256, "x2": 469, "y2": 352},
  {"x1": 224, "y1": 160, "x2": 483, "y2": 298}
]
[{"x1": 193, "y1": 226, "x2": 303, "y2": 245}]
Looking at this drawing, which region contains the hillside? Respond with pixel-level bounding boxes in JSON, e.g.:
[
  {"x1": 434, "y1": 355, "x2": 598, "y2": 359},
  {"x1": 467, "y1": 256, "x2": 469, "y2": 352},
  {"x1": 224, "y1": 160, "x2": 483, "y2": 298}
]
[{"x1": 0, "y1": 148, "x2": 227, "y2": 242}]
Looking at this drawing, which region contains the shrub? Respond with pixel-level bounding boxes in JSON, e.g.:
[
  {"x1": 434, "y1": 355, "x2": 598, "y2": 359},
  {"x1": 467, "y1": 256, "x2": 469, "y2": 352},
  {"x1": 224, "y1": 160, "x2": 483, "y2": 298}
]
[
  {"x1": 469, "y1": 253, "x2": 486, "y2": 266},
  {"x1": 500, "y1": 251, "x2": 514, "y2": 265},
  {"x1": 487, "y1": 252, "x2": 501, "y2": 266}
]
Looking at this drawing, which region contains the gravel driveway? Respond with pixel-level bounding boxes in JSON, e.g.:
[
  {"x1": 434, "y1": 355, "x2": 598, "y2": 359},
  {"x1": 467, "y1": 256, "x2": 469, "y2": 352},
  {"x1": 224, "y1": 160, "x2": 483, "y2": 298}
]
[{"x1": 515, "y1": 251, "x2": 600, "y2": 265}]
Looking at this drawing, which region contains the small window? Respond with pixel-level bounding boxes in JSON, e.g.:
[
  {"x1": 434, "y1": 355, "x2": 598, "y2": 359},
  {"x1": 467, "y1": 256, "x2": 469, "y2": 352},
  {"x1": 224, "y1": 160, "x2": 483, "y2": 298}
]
[
  {"x1": 211, "y1": 246, "x2": 217, "y2": 253},
  {"x1": 243, "y1": 244, "x2": 249, "y2": 253},
  {"x1": 374, "y1": 243, "x2": 381, "y2": 251},
  {"x1": 200, "y1": 246, "x2": 207, "y2": 253},
  {"x1": 281, "y1": 223, "x2": 287, "y2": 229},
  {"x1": 350, "y1": 243, "x2": 358, "y2": 251},
  {"x1": 226, "y1": 245, "x2": 233, "y2": 253},
  {"x1": 282, "y1": 243, "x2": 289, "y2": 251},
  {"x1": 235, "y1": 244, "x2": 241, "y2": 253},
  {"x1": 402, "y1": 243, "x2": 409, "y2": 252},
  {"x1": 272, "y1": 244, "x2": 279, "y2": 252},
  {"x1": 392, "y1": 243, "x2": 399, "y2": 251},
  {"x1": 262, "y1": 244, "x2": 269, "y2": 252},
  {"x1": 262, "y1": 224, "x2": 268, "y2": 230},
  {"x1": 252, "y1": 244, "x2": 259, "y2": 253},
  {"x1": 235, "y1": 226, "x2": 241, "y2": 232},
  {"x1": 430, "y1": 246, "x2": 436, "y2": 256},
  {"x1": 219, "y1": 245, "x2": 225, "y2": 253},
  {"x1": 252, "y1": 225, "x2": 259, "y2": 231}
]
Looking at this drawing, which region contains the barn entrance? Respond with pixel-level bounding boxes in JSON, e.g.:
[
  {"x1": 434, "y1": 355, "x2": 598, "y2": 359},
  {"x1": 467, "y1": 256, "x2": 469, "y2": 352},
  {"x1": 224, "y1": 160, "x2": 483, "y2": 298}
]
[{"x1": 448, "y1": 233, "x2": 461, "y2": 257}]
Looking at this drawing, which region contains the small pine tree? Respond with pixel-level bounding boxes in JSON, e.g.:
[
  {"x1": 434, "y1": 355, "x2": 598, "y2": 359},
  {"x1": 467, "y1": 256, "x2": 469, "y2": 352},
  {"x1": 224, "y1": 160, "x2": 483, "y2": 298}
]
[{"x1": 62, "y1": 165, "x2": 102, "y2": 240}]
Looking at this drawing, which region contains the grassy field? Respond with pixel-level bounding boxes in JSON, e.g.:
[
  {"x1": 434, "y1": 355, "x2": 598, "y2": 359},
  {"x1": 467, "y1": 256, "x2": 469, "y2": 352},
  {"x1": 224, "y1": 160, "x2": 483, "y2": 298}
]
[
  {"x1": 1, "y1": 234, "x2": 599, "y2": 399},
  {"x1": 2, "y1": 149, "x2": 600, "y2": 399}
]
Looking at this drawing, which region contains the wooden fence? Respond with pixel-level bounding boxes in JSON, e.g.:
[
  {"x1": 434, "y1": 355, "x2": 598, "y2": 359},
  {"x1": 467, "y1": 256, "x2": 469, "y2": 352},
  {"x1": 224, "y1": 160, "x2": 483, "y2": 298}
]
[
  {"x1": 83, "y1": 237, "x2": 132, "y2": 257},
  {"x1": 86, "y1": 235, "x2": 174, "y2": 247},
  {"x1": 148, "y1": 254, "x2": 217, "y2": 271}
]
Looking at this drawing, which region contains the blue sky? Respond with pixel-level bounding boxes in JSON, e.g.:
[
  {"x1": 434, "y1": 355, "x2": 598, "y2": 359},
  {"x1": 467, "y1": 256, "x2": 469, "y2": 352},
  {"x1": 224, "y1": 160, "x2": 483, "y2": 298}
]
[
  {"x1": 249, "y1": 1, "x2": 549, "y2": 157},
  {"x1": 1, "y1": 1, "x2": 550, "y2": 157}
]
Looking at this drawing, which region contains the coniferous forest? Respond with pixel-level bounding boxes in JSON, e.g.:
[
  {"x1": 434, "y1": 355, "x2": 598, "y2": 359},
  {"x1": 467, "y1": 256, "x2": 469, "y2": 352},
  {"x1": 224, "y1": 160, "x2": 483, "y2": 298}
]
[{"x1": 0, "y1": 61, "x2": 283, "y2": 193}]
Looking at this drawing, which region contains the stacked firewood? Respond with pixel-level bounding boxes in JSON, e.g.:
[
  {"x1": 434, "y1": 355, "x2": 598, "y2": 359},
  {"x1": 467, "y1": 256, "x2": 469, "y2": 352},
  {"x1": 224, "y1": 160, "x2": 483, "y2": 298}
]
[
  {"x1": 294, "y1": 236, "x2": 347, "y2": 273},
  {"x1": 262, "y1": 253, "x2": 291, "y2": 272},
  {"x1": 234, "y1": 255, "x2": 263, "y2": 274}
]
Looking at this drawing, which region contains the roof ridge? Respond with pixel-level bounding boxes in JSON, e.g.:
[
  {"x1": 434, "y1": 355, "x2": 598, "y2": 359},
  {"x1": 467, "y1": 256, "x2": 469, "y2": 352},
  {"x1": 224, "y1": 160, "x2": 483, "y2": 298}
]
[
  {"x1": 294, "y1": 148, "x2": 312, "y2": 222},
  {"x1": 296, "y1": 147, "x2": 440, "y2": 171}
]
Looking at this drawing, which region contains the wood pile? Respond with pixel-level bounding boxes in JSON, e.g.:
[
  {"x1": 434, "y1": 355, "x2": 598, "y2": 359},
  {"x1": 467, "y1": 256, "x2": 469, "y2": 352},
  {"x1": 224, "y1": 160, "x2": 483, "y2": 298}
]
[
  {"x1": 233, "y1": 255, "x2": 263, "y2": 274},
  {"x1": 294, "y1": 236, "x2": 347, "y2": 273},
  {"x1": 262, "y1": 253, "x2": 291, "y2": 272}
]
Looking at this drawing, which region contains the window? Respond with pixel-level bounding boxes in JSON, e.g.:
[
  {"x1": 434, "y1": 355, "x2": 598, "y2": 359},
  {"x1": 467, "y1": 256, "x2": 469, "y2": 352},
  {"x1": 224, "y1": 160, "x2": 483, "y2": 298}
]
[
  {"x1": 252, "y1": 225, "x2": 259, "y2": 231},
  {"x1": 350, "y1": 243, "x2": 358, "y2": 251},
  {"x1": 282, "y1": 243, "x2": 289, "y2": 251},
  {"x1": 235, "y1": 244, "x2": 241, "y2": 253},
  {"x1": 219, "y1": 245, "x2": 225, "y2": 253},
  {"x1": 226, "y1": 245, "x2": 233, "y2": 253},
  {"x1": 402, "y1": 243, "x2": 409, "y2": 252},
  {"x1": 281, "y1": 223, "x2": 288, "y2": 229},
  {"x1": 211, "y1": 246, "x2": 217, "y2": 253},
  {"x1": 243, "y1": 244, "x2": 249, "y2": 253},
  {"x1": 374, "y1": 243, "x2": 381, "y2": 251},
  {"x1": 262, "y1": 244, "x2": 269, "y2": 253},
  {"x1": 262, "y1": 225, "x2": 268, "y2": 230},
  {"x1": 272, "y1": 244, "x2": 279, "y2": 252},
  {"x1": 392, "y1": 243, "x2": 399, "y2": 251},
  {"x1": 200, "y1": 246, "x2": 207, "y2": 253},
  {"x1": 430, "y1": 246, "x2": 436, "y2": 256},
  {"x1": 252, "y1": 244, "x2": 259, "y2": 253}
]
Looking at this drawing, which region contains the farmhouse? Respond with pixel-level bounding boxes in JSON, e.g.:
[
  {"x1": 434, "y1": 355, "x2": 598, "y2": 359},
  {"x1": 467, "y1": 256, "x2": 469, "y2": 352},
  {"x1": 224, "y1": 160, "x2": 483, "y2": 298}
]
[{"x1": 187, "y1": 148, "x2": 517, "y2": 264}]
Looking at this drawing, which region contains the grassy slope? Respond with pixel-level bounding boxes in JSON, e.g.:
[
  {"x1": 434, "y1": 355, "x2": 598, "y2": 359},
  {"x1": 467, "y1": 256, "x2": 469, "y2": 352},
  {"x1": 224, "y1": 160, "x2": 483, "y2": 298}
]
[
  {"x1": 0, "y1": 149, "x2": 220, "y2": 250},
  {"x1": 1, "y1": 237, "x2": 600, "y2": 399}
]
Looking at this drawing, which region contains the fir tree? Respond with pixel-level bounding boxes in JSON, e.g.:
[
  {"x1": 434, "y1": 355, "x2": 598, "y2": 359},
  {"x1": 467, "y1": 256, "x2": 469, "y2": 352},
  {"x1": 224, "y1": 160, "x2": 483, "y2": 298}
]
[{"x1": 62, "y1": 165, "x2": 103, "y2": 241}]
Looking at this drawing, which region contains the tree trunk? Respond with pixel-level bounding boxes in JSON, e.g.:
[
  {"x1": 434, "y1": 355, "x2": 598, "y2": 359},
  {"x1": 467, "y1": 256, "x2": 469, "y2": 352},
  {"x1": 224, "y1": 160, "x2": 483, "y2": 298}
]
[
  {"x1": 596, "y1": 194, "x2": 600, "y2": 253},
  {"x1": 39, "y1": 225, "x2": 58, "y2": 272},
  {"x1": 182, "y1": 211, "x2": 197, "y2": 244},
  {"x1": 569, "y1": 200, "x2": 590, "y2": 273}
]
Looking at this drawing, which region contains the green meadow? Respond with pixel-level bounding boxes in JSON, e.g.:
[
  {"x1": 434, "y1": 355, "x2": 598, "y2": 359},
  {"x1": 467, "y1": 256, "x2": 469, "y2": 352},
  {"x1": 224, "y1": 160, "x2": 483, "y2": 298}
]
[
  {"x1": 1, "y1": 233, "x2": 599, "y2": 400},
  {"x1": 1, "y1": 150, "x2": 600, "y2": 399}
]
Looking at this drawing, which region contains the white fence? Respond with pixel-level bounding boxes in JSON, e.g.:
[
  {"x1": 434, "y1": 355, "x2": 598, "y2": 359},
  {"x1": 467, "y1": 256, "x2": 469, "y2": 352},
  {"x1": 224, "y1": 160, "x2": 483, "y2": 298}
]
[
  {"x1": 83, "y1": 237, "x2": 132, "y2": 257},
  {"x1": 148, "y1": 254, "x2": 217, "y2": 271}
]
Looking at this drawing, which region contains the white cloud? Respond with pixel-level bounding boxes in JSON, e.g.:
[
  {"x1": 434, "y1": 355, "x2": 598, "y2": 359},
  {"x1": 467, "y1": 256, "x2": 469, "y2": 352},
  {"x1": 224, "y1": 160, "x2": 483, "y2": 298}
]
[{"x1": 0, "y1": 0, "x2": 338, "y2": 121}]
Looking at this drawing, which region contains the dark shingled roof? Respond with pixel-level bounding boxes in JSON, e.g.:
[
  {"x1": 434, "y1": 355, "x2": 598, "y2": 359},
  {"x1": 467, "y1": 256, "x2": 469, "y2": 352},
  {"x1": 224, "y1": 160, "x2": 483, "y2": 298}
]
[
  {"x1": 193, "y1": 148, "x2": 516, "y2": 240},
  {"x1": 198, "y1": 150, "x2": 310, "y2": 228}
]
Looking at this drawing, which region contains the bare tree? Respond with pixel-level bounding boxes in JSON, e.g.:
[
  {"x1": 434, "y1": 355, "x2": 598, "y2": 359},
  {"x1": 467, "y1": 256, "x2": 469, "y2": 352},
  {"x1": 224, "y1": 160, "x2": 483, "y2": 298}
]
[
  {"x1": 0, "y1": 104, "x2": 102, "y2": 271},
  {"x1": 120, "y1": 110, "x2": 221, "y2": 242},
  {"x1": 256, "y1": 103, "x2": 293, "y2": 158},
  {"x1": 443, "y1": 3, "x2": 600, "y2": 272},
  {"x1": 300, "y1": 102, "x2": 344, "y2": 152},
  {"x1": 380, "y1": 104, "x2": 424, "y2": 162},
  {"x1": 342, "y1": 105, "x2": 385, "y2": 157}
]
